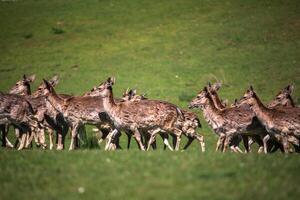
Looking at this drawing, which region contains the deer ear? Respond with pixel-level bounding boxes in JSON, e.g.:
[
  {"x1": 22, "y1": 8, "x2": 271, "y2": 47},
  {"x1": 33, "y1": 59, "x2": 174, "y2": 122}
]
[
  {"x1": 49, "y1": 75, "x2": 59, "y2": 86},
  {"x1": 43, "y1": 79, "x2": 53, "y2": 92},
  {"x1": 286, "y1": 84, "x2": 294, "y2": 94},
  {"x1": 249, "y1": 85, "x2": 254, "y2": 91},
  {"x1": 27, "y1": 74, "x2": 36, "y2": 83},
  {"x1": 215, "y1": 80, "x2": 222, "y2": 90},
  {"x1": 23, "y1": 74, "x2": 27, "y2": 80},
  {"x1": 203, "y1": 86, "x2": 208, "y2": 93},
  {"x1": 111, "y1": 77, "x2": 115, "y2": 85}
]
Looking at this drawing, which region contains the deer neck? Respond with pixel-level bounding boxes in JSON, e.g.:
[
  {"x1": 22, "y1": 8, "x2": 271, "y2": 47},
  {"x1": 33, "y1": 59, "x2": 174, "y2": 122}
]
[
  {"x1": 211, "y1": 93, "x2": 225, "y2": 109},
  {"x1": 46, "y1": 92, "x2": 66, "y2": 113},
  {"x1": 250, "y1": 95, "x2": 272, "y2": 126},
  {"x1": 201, "y1": 96, "x2": 223, "y2": 130},
  {"x1": 102, "y1": 89, "x2": 117, "y2": 115}
]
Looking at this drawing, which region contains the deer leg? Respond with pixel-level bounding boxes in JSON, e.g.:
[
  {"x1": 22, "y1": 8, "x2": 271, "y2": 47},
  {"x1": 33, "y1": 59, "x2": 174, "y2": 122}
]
[
  {"x1": 147, "y1": 130, "x2": 159, "y2": 151},
  {"x1": 223, "y1": 134, "x2": 234, "y2": 153},
  {"x1": 1, "y1": 125, "x2": 6, "y2": 147},
  {"x1": 132, "y1": 129, "x2": 145, "y2": 151},
  {"x1": 25, "y1": 131, "x2": 33, "y2": 149},
  {"x1": 242, "y1": 135, "x2": 249, "y2": 153},
  {"x1": 31, "y1": 128, "x2": 40, "y2": 147},
  {"x1": 48, "y1": 129, "x2": 54, "y2": 150},
  {"x1": 1, "y1": 124, "x2": 13, "y2": 148},
  {"x1": 56, "y1": 128, "x2": 64, "y2": 150},
  {"x1": 160, "y1": 133, "x2": 173, "y2": 151},
  {"x1": 195, "y1": 134, "x2": 205, "y2": 152},
  {"x1": 105, "y1": 129, "x2": 118, "y2": 151},
  {"x1": 17, "y1": 132, "x2": 27, "y2": 151},
  {"x1": 216, "y1": 134, "x2": 225, "y2": 152},
  {"x1": 69, "y1": 124, "x2": 80, "y2": 151},
  {"x1": 125, "y1": 131, "x2": 132, "y2": 149},
  {"x1": 14, "y1": 128, "x2": 20, "y2": 148},
  {"x1": 263, "y1": 134, "x2": 271, "y2": 154},
  {"x1": 281, "y1": 134, "x2": 289, "y2": 154}
]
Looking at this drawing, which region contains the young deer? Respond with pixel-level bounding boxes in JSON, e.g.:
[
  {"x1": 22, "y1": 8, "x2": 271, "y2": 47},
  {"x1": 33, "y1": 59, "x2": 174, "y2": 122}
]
[
  {"x1": 30, "y1": 75, "x2": 71, "y2": 150},
  {"x1": 0, "y1": 93, "x2": 37, "y2": 150},
  {"x1": 206, "y1": 82, "x2": 252, "y2": 153},
  {"x1": 10, "y1": 75, "x2": 63, "y2": 150},
  {"x1": 90, "y1": 77, "x2": 189, "y2": 151},
  {"x1": 189, "y1": 86, "x2": 267, "y2": 153},
  {"x1": 1, "y1": 74, "x2": 36, "y2": 148},
  {"x1": 119, "y1": 89, "x2": 173, "y2": 151},
  {"x1": 236, "y1": 86, "x2": 300, "y2": 153},
  {"x1": 42, "y1": 79, "x2": 118, "y2": 150}
]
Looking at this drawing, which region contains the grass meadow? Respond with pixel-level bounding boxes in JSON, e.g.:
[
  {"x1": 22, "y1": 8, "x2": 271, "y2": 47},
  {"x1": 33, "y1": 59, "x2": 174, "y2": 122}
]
[{"x1": 0, "y1": 0, "x2": 300, "y2": 199}]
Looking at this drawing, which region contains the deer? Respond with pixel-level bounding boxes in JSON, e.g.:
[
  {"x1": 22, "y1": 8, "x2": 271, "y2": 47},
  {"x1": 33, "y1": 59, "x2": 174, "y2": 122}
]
[
  {"x1": 123, "y1": 89, "x2": 205, "y2": 152},
  {"x1": 0, "y1": 74, "x2": 36, "y2": 148},
  {"x1": 117, "y1": 88, "x2": 173, "y2": 150},
  {"x1": 29, "y1": 75, "x2": 71, "y2": 150},
  {"x1": 41, "y1": 79, "x2": 121, "y2": 151},
  {"x1": 236, "y1": 86, "x2": 300, "y2": 153},
  {"x1": 189, "y1": 86, "x2": 268, "y2": 153},
  {"x1": 230, "y1": 85, "x2": 298, "y2": 153},
  {"x1": 206, "y1": 82, "x2": 252, "y2": 153},
  {"x1": 0, "y1": 93, "x2": 37, "y2": 150},
  {"x1": 87, "y1": 77, "x2": 202, "y2": 151},
  {"x1": 8, "y1": 74, "x2": 65, "y2": 150}
]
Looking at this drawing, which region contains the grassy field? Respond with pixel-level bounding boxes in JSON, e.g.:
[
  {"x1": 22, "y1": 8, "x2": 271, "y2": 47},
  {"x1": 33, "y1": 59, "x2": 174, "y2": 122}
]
[{"x1": 0, "y1": 0, "x2": 300, "y2": 199}]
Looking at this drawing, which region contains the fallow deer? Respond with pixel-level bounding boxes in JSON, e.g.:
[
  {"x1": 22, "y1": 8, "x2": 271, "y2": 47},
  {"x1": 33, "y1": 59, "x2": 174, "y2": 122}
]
[
  {"x1": 1, "y1": 74, "x2": 36, "y2": 148},
  {"x1": 41, "y1": 79, "x2": 119, "y2": 150},
  {"x1": 236, "y1": 86, "x2": 300, "y2": 153},
  {"x1": 89, "y1": 77, "x2": 197, "y2": 151},
  {"x1": 123, "y1": 88, "x2": 206, "y2": 152},
  {"x1": 189, "y1": 86, "x2": 268, "y2": 153},
  {"x1": 0, "y1": 93, "x2": 37, "y2": 150},
  {"x1": 206, "y1": 82, "x2": 250, "y2": 153}
]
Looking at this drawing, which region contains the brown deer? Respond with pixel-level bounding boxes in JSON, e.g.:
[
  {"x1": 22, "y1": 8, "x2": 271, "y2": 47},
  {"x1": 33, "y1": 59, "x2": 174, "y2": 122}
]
[
  {"x1": 9, "y1": 75, "x2": 64, "y2": 150},
  {"x1": 231, "y1": 85, "x2": 298, "y2": 153},
  {"x1": 1, "y1": 74, "x2": 36, "y2": 148},
  {"x1": 128, "y1": 88, "x2": 206, "y2": 152},
  {"x1": 41, "y1": 79, "x2": 120, "y2": 150},
  {"x1": 206, "y1": 82, "x2": 251, "y2": 153},
  {"x1": 119, "y1": 89, "x2": 168, "y2": 150},
  {"x1": 236, "y1": 86, "x2": 300, "y2": 153},
  {"x1": 189, "y1": 86, "x2": 267, "y2": 153},
  {"x1": 89, "y1": 77, "x2": 190, "y2": 151},
  {"x1": 0, "y1": 93, "x2": 37, "y2": 150},
  {"x1": 267, "y1": 85, "x2": 295, "y2": 109}
]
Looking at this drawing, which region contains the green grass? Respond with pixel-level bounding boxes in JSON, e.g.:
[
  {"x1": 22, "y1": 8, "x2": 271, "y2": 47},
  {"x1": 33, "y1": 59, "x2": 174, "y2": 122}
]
[{"x1": 0, "y1": 0, "x2": 300, "y2": 200}]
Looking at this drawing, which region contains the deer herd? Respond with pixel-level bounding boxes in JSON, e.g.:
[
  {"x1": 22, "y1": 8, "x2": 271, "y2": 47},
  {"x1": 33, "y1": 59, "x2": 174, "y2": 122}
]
[{"x1": 0, "y1": 74, "x2": 299, "y2": 154}]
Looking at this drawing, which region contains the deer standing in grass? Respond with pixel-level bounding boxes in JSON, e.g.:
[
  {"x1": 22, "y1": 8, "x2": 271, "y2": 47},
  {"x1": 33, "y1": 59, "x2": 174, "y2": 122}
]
[
  {"x1": 0, "y1": 93, "x2": 37, "y2": 150},
  {"x1": 236, "y1": 86, "x2": 300, "y2": 153},
  {"x1": 189, "y1": 86, "x2": 268, "y2": 153},
  {"x1": 90, "y1": 77, "x2": 192, "y2": 151},
  {"x1": 1, "y1": 74, "x2": 36, "y2": 148}
]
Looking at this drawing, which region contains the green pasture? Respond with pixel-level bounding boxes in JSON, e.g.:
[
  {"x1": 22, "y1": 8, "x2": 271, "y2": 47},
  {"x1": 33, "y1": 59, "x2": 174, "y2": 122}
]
[{"x1": 0, "y1": 0, "x2": 299, "y2": 199}]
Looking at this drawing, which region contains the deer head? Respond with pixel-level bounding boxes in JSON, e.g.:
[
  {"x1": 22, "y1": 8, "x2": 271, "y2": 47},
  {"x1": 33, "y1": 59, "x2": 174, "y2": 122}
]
[
  {"x1": 268, "y1": 84, "x2": 295, "y2": 108},
  {"x1": 42, "y1": 79, "x2": 56, "y2": 96},
  {"x1": 208, "y1": 81, "x2": 222, "y2": 93},
  {"x1": 122, "y1": 88, "x2": 136, "y2": 101},
  {"x1": 9, "y1": 74, "x2": 36, "y2": 95},
  {"x1": 236, "y1": 86, "x2": 256, "y2": 107},
  {"x1": 189, "y1": 87, "x2": 209, "y2": 109},
  {"x1": 32, "y1": 75, "x2": 60, "y2": 98},
  {"x1": 90, "y1": 77, "x2": 115, "y2": 97}
]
